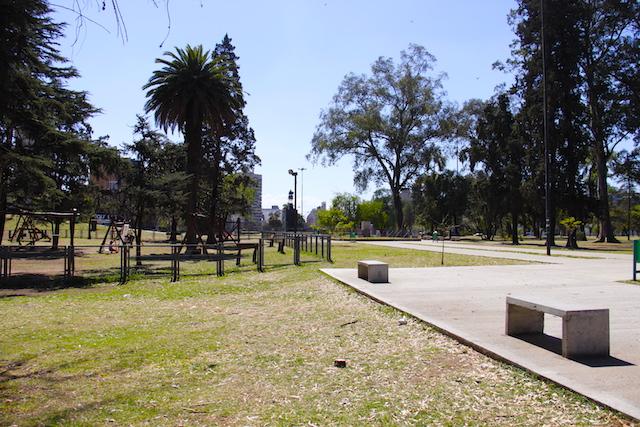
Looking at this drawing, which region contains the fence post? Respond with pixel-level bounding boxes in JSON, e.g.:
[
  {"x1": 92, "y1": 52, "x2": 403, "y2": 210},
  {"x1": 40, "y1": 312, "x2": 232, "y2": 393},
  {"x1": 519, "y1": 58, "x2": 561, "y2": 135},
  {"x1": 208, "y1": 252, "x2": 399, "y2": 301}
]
[
  {"x1": 257, "y1": 238, "x2": 264, "y2": 272},
  {"x1": 327, "y1": 235, "x2": 332, "y2": 263},
  {"x1": 69, "y1": 245, "x2": 75, "y2": 277},
  {"x1": 63, "y1": 246, "x2": 68, "y2": 280},
  {"x1": 293, "y1": 235, "x2": 300, "y2": 266},
  {"x1": 171, "y1": 245, "x2": 179, "y2": 282},
  {"x1": 217, "y1": 243, "x2": 224, "y2": 277},
  {"x1": 119, "y1": 245, "x2": 125, "y2": 284}
]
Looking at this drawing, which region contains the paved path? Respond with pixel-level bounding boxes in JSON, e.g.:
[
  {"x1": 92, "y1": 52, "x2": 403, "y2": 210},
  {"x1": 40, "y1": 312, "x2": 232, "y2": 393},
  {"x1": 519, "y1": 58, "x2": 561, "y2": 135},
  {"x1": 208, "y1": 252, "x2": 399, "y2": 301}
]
[{"x1": 323, "y1": 241, "x2": 640, "y2": 420}]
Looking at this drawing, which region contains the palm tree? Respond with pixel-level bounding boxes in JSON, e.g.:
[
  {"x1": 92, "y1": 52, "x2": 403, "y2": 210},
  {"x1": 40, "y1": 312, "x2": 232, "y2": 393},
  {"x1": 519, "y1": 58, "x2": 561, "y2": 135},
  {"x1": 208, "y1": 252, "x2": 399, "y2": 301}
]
[{"x1": 143, "y1": 44, "x2": 242, "y2": 245}]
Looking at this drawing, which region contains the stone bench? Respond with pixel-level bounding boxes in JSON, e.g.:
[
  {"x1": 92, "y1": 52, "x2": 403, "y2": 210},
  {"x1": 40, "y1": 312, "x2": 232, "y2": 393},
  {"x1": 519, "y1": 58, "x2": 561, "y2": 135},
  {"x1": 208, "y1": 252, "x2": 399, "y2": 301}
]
[
  {"x1": 357, "y1": 260, "x2": 388, "y2": 283},
  {"x1": 506, "y1": 296, "x2": 610, "y2": 358}
]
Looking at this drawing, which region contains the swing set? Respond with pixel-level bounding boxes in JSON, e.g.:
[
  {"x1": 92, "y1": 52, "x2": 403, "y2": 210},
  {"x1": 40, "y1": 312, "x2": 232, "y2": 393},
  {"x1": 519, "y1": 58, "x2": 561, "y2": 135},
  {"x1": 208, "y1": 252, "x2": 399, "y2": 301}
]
[
  {"x1": 98, "y1": 216, "x2": 132, "y2": 253},
  {"x1": 6, "y1": 209, "x2": 78, "y2": 248}
]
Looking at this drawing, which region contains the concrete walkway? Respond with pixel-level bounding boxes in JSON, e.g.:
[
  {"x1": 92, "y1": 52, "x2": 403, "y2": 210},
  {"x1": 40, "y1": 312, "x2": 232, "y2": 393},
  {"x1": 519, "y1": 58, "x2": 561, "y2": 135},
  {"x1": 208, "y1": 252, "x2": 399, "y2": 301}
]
[{"x1": 322, "y1": 241, "x2": 640, "y2": 420}]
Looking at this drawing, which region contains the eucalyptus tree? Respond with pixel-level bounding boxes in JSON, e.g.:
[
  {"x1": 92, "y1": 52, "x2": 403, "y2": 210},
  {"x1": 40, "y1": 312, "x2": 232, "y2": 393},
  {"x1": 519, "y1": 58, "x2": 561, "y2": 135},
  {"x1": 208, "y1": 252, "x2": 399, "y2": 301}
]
[
  {"x1": 308, "y1": 45, "x2": 454, "y2": 229},
  {"x1": 463, "y1": 93, "x2": 523, "y2": 244},
  {"x1": 576, "y1": 0, "x2": 639, "y2": 242},
  {"x1": 144, "y1": 44, "x2": 243, "y2": 244}
]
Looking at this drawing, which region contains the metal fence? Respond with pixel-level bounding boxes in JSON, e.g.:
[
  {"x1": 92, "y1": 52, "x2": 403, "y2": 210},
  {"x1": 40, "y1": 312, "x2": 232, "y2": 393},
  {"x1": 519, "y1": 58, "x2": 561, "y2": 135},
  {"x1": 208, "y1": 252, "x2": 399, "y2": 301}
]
[
  {"x1": 0, "y1": 233, "x2": 333, "y2": 286},
  {"x1": 258, "y1": 232, "x2": 332, "y2": 270}
]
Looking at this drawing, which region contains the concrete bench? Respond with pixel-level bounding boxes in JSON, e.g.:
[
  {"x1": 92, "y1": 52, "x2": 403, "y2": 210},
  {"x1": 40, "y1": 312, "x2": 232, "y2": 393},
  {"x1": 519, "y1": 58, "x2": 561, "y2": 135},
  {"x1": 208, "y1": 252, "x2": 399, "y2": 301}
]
[
  {"x1": 357, "y1": 260, "x2": 388, "y2": 283},
  {"x1": 506, "y1": 296, "x2": 610, "y2": 358}
]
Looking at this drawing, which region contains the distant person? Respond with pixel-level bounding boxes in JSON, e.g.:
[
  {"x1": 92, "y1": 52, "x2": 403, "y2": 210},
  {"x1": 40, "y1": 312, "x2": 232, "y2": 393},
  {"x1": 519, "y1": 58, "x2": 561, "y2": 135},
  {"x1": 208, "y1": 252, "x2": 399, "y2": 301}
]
[{"x1": 108, "y1": 240, "x2": 119, "y2": 254}]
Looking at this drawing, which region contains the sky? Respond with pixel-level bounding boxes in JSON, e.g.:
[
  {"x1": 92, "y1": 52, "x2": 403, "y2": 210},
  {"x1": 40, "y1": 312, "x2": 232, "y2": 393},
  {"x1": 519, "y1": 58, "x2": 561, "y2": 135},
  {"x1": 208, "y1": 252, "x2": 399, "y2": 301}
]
[{"x1": 52, "y1": 0, "x2": 517, "y2": 217}]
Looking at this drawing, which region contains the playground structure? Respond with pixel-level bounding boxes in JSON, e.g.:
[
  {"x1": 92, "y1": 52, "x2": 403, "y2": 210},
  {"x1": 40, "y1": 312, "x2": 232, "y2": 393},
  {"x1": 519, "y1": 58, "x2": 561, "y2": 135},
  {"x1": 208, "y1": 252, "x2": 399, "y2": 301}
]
[
  {"x1": 1, "y1": 208, "x2": 333, "y2": 284},
  {"x1": 6, "y1": 209, "x2": 78, "y2": 248},
  {"x1": 98, "y1": 217, "x2": 131, "y2": 253}
]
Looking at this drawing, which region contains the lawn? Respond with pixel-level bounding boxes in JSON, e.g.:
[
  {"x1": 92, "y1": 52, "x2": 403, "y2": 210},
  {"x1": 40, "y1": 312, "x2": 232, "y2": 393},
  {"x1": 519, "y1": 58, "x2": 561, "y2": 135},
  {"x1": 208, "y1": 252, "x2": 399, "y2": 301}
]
[
  {"x1": 457, "y1": 235, "x2": 635, "y2": 254},
  {"x1": 0, "y1": 242, "x2": 629, "y2": 425}
]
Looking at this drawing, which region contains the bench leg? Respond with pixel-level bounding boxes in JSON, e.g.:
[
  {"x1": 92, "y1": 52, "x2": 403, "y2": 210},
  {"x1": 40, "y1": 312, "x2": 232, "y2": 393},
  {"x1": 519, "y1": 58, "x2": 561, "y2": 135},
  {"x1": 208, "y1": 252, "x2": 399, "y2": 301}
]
[
  {"x1": 357, "y1": 264, "x2": 369, "y2": 280},
  {"x1": 562, "y1": 310, "x2": 610, "y2": 358},
  {"x1": 506, "y1": 303, "x2": 544, "y2": 336}
]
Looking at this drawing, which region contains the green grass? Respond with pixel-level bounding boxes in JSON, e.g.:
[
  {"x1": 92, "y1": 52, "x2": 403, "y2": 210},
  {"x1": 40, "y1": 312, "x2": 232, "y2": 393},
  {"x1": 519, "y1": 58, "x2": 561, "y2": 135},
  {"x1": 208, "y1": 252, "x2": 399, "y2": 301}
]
[
  {"x1": 0, "y1": 242, "x2": 627, "y2": 425},
  {"x1": 462, "y1": 235, "x2": 635, "y2": 254}
]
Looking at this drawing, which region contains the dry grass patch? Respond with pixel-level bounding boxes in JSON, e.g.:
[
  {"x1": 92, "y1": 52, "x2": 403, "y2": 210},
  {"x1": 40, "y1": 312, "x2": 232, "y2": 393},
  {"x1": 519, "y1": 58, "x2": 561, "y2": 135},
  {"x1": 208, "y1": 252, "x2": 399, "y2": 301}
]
[{"x1": 0, "y1": 243, "x2": 632, "y2": 425}]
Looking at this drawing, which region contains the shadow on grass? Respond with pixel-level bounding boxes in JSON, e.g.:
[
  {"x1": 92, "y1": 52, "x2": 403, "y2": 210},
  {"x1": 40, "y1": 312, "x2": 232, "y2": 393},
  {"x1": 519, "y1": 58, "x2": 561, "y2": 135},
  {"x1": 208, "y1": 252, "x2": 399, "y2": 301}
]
[
  {"x1": 513, "y1": 333, "x2": 634, "y2": 367},
  {"x1": 0, "y1": 272, "x2": 119, "y2": 294}
]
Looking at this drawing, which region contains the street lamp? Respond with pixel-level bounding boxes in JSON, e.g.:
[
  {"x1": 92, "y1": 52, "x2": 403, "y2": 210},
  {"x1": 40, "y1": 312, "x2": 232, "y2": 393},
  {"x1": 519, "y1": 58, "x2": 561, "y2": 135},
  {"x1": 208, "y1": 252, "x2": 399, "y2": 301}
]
[
  {"x1": 288, "y1": 169, "x2": 298, "y2": 212},
  {"x1": 288, "y1": 169, "x2": 298, "y2": 232},
  {"x1": 285, "y1": 190, "x2": 294, "y2": 232},
  {"x1": 541, "y1": 0, "x2": 551, "y2": 256}
]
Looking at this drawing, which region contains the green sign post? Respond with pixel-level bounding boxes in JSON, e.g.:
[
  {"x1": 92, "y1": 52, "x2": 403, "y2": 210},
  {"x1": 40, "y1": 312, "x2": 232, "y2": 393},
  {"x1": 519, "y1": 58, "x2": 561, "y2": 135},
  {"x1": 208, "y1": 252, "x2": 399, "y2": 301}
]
[{"x1": 634, "y1": 240, "x2": 640, "y2": 281}]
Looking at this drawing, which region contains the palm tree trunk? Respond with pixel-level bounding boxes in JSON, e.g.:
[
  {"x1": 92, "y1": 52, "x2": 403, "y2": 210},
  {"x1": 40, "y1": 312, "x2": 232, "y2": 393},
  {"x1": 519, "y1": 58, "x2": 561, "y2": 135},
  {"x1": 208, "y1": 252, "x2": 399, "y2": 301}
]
[{"x1": 184, "y1": 117, "x2": 202, "y2": 246}]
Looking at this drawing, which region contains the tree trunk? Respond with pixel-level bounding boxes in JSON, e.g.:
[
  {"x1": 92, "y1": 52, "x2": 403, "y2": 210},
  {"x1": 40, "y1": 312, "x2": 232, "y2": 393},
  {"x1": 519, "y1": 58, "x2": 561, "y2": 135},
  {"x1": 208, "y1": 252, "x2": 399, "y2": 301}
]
[
  {"x1": 184, "y1": 117, "x2": 203, "y2": 246},
  {"x1": 0, "y1": 174, "x2": 6, "y2": 246},
  {"x1": 135, "y1": 204, "x2": 144, "y2": 266},
  {"x1": 565, "y1": 229, "x2": 579, "y2": 249},
  {"x1": 595, "y1": 142, "x2": 618, "y2": 242},
  {"x1": 511, "y1": 211, "x2": 519, "y2": 245},
  {"x1": 136, "y1": 224, "x2": 143, "y2": 266},
  {"x1": 170, "y1": 215, "x2": 177, "y2": 243},
  {"x1": 392, "y1": 189, "x2": 403, "y2": 230},
  {"x1": 585, "y1": 43, "x2": 618, "y2": 244}
]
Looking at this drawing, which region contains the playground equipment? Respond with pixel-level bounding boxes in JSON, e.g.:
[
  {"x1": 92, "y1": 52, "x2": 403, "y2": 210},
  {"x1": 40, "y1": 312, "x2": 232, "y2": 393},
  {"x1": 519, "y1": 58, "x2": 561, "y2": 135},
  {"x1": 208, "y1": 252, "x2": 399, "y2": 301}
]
[
  {"x1": 98, "y1": 217, "x2": 131, "y2": 253},
  {"x1": 5, "y1": 209, "x2": 78, "y2": 248},
  {"x1": 9, "y1": 214, "x2": 51, "y2": 245}
]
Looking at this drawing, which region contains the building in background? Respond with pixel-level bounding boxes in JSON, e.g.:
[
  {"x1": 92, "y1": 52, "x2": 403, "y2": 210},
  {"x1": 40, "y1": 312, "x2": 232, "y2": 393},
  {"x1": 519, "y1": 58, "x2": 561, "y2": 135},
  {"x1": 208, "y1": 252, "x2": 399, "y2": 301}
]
[
  {"x1": 306, "y1": 201, "x2": 326, "y2": 226},
  {"x1": 245, "y1": 172, "x2": 263, "y2": 229},
  {"x1": 262, "y1": 205, "x2": 281, "y2": 224}
]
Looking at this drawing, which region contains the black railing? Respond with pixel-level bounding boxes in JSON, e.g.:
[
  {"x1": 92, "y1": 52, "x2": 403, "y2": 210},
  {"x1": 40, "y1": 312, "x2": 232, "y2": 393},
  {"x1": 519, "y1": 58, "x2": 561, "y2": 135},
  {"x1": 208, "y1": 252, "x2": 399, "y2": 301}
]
[{"x1": 259, "y1": 232, "x2": 332, "y2": 269}]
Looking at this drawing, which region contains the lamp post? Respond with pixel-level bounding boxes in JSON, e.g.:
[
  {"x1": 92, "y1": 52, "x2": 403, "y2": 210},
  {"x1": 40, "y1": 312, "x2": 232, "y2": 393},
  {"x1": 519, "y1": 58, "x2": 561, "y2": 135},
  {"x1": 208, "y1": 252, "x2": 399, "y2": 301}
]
[
  {"x1": 541, "y1": 0, "x2": 551, "y2": 256},
  {"x1": 286, "y1": 190, "x2": 294, "y2": 231},
  {"x1": 288, "y1": 169, "x2": 298, "y2": 211}
]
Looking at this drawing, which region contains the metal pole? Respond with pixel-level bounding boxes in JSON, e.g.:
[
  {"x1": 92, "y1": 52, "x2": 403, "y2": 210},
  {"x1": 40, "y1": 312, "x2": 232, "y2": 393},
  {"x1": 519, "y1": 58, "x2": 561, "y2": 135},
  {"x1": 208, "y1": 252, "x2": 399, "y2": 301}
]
[
  {"x1": 541, "y1": 0, "x2": 551, "y2": 256},
  {"x1": 628, "y1": 153, "x2": 632, "y2": 240}
]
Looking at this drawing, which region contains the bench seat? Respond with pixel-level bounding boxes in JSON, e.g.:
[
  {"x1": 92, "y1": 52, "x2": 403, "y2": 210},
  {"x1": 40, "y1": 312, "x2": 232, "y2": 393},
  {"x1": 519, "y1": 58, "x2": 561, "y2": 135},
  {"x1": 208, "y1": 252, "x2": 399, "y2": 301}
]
[
  {"x1": 357, "y1": 260, "x2": 388, "y2": 283},
  {"x1": 506, "y1": 296, "x2": 610, "y2": 358}
]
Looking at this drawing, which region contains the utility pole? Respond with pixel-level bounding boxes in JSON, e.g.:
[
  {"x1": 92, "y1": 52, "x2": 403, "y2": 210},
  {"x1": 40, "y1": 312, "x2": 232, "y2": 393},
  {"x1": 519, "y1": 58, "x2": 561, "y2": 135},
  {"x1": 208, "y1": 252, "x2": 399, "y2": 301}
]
[{"x1": 541, "y1": 0, "x2": 551, "y2": 256}]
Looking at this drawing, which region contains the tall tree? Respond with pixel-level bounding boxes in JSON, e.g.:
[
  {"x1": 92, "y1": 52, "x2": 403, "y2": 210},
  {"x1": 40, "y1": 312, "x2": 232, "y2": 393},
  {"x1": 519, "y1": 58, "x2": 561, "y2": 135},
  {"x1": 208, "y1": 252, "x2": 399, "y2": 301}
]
[
  {"x1": 0, "y1": 0, "x2": 109, "y2": 244},
  {"x1": 202, "y1": 35, "x2": 260, "y2": 242},
  {"x1": 464, "y1": 94, "x2": 523, "y2": 244},
  {"x1": 412, "y1": 170, "x2": 470, "y2": 232},
  {"x1": 144, "y1": 44, "x2": 243, "y2": 245},
  {"x1": 577, "y1": 0, "x2": 639, "y2": 242},
  {"x1": 308, "y1": 45, "x2": 454, "y2": 229}
]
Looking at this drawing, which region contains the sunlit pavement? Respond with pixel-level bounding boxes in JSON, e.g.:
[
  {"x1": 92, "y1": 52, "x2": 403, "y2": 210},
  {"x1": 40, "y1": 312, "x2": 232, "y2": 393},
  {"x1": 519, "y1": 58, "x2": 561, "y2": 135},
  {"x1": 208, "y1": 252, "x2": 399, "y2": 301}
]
[{"x1": 323, "y1": 242, "x2": 640, "y2": 420}]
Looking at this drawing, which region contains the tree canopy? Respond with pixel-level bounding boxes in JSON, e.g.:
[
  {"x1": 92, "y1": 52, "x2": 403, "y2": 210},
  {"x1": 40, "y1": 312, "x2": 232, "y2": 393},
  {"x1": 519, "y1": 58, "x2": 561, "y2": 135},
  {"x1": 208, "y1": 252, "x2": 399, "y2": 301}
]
[{"x1": 308, "y1": 44, "x2": 455, "y2": 229}]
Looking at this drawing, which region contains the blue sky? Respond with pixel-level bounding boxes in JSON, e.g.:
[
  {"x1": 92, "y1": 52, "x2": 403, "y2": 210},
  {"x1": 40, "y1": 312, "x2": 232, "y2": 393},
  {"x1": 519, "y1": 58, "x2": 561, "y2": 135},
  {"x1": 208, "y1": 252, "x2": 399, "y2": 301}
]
[{"x1": 52, "y1": 0, "x2": 517, "y2": 217}]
